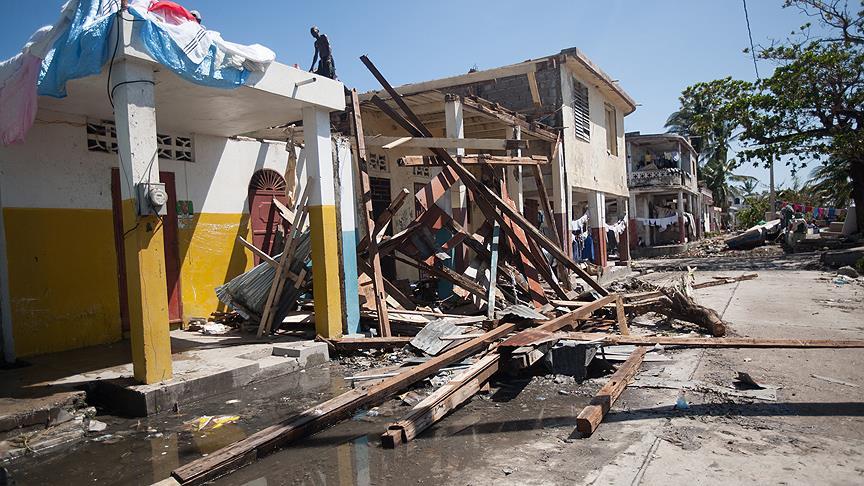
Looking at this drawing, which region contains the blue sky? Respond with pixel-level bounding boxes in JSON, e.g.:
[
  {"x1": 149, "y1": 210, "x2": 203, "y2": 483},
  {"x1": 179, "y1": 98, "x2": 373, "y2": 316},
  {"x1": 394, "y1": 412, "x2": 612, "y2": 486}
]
[{"x1": 0, "y1": 0, "x2": 819, "y2": 188}]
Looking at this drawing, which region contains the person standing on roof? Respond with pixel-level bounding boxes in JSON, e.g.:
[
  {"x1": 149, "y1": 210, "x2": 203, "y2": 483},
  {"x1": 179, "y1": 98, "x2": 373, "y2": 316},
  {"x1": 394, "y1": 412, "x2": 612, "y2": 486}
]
[{"x1": 309, "y1": 26, "x2": 336, "y2": 80}]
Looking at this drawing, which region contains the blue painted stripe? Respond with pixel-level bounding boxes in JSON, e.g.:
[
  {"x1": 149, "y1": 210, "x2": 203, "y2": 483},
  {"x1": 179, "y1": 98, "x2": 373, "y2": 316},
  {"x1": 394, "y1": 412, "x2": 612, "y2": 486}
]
[{"x1": 341, "y1": 229, "x2": 360, "y2": 334}]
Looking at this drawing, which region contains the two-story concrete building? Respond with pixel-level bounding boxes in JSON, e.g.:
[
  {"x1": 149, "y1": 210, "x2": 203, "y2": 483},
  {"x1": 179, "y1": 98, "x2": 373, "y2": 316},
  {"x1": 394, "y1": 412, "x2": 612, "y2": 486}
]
[
  {"x1": 366, "y1": 48, "x2": 637, "y2": 269},
  {"x1": 625, "y1": 132, "x2": 702, "y2": 255}
]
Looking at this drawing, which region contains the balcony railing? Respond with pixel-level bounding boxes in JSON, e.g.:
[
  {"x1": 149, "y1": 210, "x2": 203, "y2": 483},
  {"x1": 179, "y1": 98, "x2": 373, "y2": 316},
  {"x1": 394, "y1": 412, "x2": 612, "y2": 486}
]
[{"x1": 628, "y1": 168, "x2": 692, "y2": 189}]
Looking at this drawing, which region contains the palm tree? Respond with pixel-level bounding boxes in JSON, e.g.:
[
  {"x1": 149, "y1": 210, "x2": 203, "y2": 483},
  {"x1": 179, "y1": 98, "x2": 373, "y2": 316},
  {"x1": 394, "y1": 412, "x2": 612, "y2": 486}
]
[
  {"x1": 736, "y1": 178, "x2": 760, "y2": 198},
  {"x1": 700, "y1": 158, "x2": 753, "y2": 210},
  {"x1": 806, "y1": 159, "x2": 852, "y2": 208}
]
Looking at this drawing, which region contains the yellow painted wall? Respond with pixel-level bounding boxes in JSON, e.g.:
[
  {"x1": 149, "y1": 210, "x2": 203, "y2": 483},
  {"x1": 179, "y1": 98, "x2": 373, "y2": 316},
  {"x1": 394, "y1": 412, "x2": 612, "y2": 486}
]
[
  {"x1": 177, "y1": 212, "x2": 253, "y2": 320},
  {"x1": 3, "y1": 207, "x2": 255, "y2": 356},
  {"x1": 4, "y1": 207, "x2": 122, "y2": 357}
]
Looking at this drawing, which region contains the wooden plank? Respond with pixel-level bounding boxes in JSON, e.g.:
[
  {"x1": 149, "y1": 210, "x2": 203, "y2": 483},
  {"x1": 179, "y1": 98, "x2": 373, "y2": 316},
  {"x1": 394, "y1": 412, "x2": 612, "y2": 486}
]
[
  {"x1": 393, "y1": 254, "x2": 487, "y2": 301},
  {"x1": 615, "y1": 295, "x2": 629, "y2": 336},
  {"x1": 499, "y1": 294, "x2": 618, "y2": 349},
  {"x1": 625, "y1": 274, "x2": 759, "y2": 302},
  {"x1": 562, "y1": 333, "x2": 864, "y2": 348},
  {"x1": 399, "y1": 154, "x2": 547, "y2": 166},
  {"x1": 356, "y1": 258, "x2": 416, "y2": 311},
  {"x1": 526, "y1": 70, "x2": 542, "y2": 107},
  {"x1": 576, "y1": 346, "x2": 647, "y2": 436},
  {"x1": 382, "y1": 354, "x2": 500, "y2": 447},
  {"x1": 236, "y1": 236, "x2": 277, "y2": 268},
  {"x1": 365, "y1": 136, "x2": 528, "y2": 151},
  {"x1": 530, "y1": 164, "x2": 562, "y2": 251},
  {"x1": 350, "y1": 89, "x2": 391, "y2": 338},
  {"x1": 172, "y1": 324, "x2": 515, "y2": 485},
  {"x1": 460, "y1": 96, "x2": 557, "y2": 141},
  {"x1": 327, "y1": 337, "x2": 412, "y2": 351},
  {"x1": 257, "y1": 185, "x2": 311, "y2": 337},
  {"x1": 271, "y1": 197, "x2": 295, "y2": 222}
]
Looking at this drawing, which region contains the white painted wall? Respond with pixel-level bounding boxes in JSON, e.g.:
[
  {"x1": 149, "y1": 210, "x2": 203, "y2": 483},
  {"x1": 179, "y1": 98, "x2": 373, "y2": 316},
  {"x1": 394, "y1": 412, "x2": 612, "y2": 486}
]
[
  {"x1": 559, "y1": 65, "x2": 629, "y2": 198},
  {"x1": 0, "y1": 109, "x2": 295, "y2": 214}
]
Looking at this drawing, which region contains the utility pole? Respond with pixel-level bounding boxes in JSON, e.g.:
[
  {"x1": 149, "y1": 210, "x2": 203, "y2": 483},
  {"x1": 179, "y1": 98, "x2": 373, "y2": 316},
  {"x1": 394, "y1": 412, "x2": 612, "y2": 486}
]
[{"x1": 768, "y1": 159, "x2": 776, "y2": 221}]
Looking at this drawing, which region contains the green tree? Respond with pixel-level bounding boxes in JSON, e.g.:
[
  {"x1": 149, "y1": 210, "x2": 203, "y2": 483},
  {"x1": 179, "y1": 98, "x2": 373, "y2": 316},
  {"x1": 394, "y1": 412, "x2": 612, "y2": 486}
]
[
  {"x1": 737, "y1": 178, "x2": 761, "y2": 198},
  {"x1": 806, "y1": 158, "x2": 853, "y2": 207},
  {"x1": 671, "y1": 1, "x2": 864, "y2": 233}
]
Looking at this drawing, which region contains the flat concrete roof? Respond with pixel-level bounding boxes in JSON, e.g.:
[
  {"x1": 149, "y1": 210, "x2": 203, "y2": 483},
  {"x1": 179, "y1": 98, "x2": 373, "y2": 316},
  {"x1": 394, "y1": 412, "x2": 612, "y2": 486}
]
[{"x1": 37, "y1": 18, "x2": 345, "y2": 138}]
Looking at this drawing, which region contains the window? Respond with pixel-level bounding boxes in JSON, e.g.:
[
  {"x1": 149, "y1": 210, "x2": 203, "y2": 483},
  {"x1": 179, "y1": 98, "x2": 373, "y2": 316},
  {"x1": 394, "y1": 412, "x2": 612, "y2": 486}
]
[
  {"x1": 604, "y1": 104, "x2": 618, "y2": 156},
  {"x1": 572, "y1": 78, "x2": 590, "y2": 142},
  {"x1": 86, "y1": 119, "x2": 193, "y2": 161}
]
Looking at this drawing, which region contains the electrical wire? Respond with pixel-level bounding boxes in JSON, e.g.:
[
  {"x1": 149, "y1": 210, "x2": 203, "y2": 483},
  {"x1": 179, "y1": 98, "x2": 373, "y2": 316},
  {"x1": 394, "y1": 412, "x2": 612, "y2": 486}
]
[{"x1": 742, "y1": 0, "x2": 761, "y2": 80}]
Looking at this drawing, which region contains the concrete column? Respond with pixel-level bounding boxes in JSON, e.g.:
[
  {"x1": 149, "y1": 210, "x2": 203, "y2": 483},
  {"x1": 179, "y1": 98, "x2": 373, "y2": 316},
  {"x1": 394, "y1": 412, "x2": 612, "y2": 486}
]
[
  {"x1": 304, "y1": 106, "x2": 343, "y2": 339},
  {"x1": 505, "y1": 126, "x2": 523, "y2": 214},
  {"x1": 677, "y1": 190, "x2": 686, "y2": 243},
  {"x1": 0, "y1": 179, "x2": 15, "y2": 363},
  {"x1": 618, "y1": 197, "x2": 630, "y2": 264},
  {"x1": 335, "y1": 138, "x2": 360, "y2": 334},
  {"x1": 444, "y1": 94, "x2": 467, "y2": 271},
  {"x1": 113, "y1": 59, "x2": 172, "y2": 384},
  {"x1": 628, "y1": 193, "x2": 638, "y2": 251},
  {"x1": 551, "y1": 141, "x2": 569, "y2": 257},
  {"x1": 588, "y1": 191, "x2": 607, "y2": 266},
  {"x1": 639, "y1": 196, "x2": 651, "y2": 246}
]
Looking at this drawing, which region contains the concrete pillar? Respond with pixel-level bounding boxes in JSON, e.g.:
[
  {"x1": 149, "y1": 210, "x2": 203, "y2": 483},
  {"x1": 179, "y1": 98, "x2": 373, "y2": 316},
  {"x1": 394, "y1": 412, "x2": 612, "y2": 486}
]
[
  {"x1": 444, "y1": 95, "x2": 467, "y2": 271},
  {"x1": 677, "y1": 190, "x2": 686, "y2": 243},
  {"x1": 113, "y1": 59, "x2": 172, "y2": 384},
  {"x1": 505, "y1": 126, "x2": 523, "y2": 214},
  {"x1": 551, "y1": 140, "x2": 570, "y2": 258},
  {"x1": 304, "y1": 106, "x2": 343, "y2": 339},
  {"x1": 618, "y1": 197, "x2": 630, "y2": 264},
  {"x1": 0, "y1": 179, "x2": 15, "y2": 363},
  {"x1": 335, "y1": 138, "x2": 360, "y2": 334},
  {"x1": 628, "y1": 193, "x2": 638, "y2": 251},
  {"x1": 588, "y1": 191, "x2": 607, "y2": 266}
]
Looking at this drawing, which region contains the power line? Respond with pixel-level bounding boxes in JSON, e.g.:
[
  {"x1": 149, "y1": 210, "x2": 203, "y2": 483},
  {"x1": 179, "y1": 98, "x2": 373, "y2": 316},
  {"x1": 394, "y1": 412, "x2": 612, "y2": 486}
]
[{"x1": 742, "y1": 0, "x2": 760, "y2": 80}]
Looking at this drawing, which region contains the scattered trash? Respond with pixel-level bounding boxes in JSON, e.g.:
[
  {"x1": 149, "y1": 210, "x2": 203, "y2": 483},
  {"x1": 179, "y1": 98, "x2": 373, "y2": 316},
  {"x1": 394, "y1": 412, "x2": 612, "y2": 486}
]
[
  {"x1": 674, "y1": 391, "x2": 690, "y2": 410},
  {"x1": 188, "y1": 415, "x2": 240, "y2": 431},
  {"x1": 225, "y1": 399, "x2": 241, "y2": 405},
  {"x1": 836, "y1": 266, "x2": 860, "y2": 278},
  {"x1": 200, "y1": 322, "x2": 232, "y2": 335},
  {"x1": 86, "y1": 419, "x2": 108, "y2": 433},
  {"x1": 833, "y1": 276, "x2": 852, "y2": 286}
]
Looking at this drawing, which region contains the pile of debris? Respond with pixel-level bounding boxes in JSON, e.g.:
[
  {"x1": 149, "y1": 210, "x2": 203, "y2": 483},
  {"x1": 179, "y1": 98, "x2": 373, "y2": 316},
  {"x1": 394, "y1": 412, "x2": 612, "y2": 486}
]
[{"x1": 163, "y1": 58, "x2": 864, "y2": 486}]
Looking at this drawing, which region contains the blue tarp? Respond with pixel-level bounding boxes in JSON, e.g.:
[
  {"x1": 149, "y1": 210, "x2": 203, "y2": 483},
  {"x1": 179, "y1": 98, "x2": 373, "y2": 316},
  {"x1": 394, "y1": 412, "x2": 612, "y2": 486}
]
[{"x1": 38, "y1": 0, "x2": 117, "y2": 98}]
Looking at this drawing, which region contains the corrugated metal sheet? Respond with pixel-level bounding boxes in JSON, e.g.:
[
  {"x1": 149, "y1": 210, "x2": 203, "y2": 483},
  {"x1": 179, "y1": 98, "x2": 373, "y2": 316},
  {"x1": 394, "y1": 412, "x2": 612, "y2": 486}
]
[
  {"x1": 216, "y1": 231, "x2": 312, "y2": 322},
  {"x1": 495, "y1": 304, "x2": 548, "y2": 321}
]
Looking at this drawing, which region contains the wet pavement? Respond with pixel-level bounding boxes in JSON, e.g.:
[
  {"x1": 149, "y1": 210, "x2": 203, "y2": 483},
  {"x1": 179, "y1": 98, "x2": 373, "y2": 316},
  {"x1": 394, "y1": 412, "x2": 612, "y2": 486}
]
[{"x1": 5, "y1": 360, "x2": 595, "y2": 486}]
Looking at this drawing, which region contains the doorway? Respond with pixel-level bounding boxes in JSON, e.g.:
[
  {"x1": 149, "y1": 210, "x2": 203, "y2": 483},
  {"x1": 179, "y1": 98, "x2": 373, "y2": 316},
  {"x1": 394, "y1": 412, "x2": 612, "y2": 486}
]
[
  {"x1": 371, "y1": 177, "x2": 396, "y2": 280},
  {"x1": 111, "y1": 169, "x2": 184, "y2": 330},
  {"x1": 248, "y1": 169, "x2": 288, "y2": 265}
]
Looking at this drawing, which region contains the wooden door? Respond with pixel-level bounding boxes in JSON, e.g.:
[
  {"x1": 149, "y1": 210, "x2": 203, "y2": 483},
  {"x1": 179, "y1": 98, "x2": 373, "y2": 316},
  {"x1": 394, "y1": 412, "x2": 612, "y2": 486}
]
[
  {"x1": 248, "y1": 169, "x2": 288, "y2": 265},
  {"x1": 111, "y1": 169, "x2": 184, "y2": 330}
]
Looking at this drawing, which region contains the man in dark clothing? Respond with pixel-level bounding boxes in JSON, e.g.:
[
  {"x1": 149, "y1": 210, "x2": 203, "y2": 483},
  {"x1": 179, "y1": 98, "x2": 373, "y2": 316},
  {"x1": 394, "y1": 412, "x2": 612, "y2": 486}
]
[{"x1": 309, "y1": 26, "x2": 336, "y2": 80}]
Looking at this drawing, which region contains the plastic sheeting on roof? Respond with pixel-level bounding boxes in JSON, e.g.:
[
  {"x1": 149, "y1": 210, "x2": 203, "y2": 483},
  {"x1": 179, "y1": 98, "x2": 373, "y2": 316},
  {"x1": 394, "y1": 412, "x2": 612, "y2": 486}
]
[{"x1": 0, "y1": 0, "x2": 276, "y2": 146}]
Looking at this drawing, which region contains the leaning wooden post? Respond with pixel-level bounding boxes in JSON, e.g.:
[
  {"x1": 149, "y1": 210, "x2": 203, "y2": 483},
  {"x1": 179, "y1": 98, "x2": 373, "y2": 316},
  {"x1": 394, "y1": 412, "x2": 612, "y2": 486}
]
[{"x1": 349, "y1": 89, "x2": 391, "y2": 337}]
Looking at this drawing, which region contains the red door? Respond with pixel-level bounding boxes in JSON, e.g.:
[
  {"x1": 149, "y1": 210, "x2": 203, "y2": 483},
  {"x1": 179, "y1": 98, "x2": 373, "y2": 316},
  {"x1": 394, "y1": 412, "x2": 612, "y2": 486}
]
[
  {"x1": 111, "y1": 169, "x2": 184, "y2": 330},
  {"x1": 248, "y1": 169, "x2": 288, "y2": 264}
]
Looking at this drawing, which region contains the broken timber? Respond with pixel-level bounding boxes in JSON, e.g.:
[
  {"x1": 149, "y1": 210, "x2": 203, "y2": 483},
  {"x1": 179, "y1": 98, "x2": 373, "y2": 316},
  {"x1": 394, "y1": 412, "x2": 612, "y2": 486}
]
[
  {"x1": 325, "y1": 336, "x2": 413, "y2": 351},
  {"x1": 171, "y1": 323, "x2": 516, "y2": 485},
  {"x1": 382, "y1": 354, "x2": 500, "y2": 448},
  {"x1": 562, "y1": 333, "x2": 864, "y2": 348},
  {"x1": 399, "y1": 154, "x2": 548, "y2": 166},
  {"x1": 575, "y1": 346, "x2": 647, "y2": 436},
  {"x1": 359, "y1": 55, "x2": 608, "y2": 298},
  {"x1": 364, "y1": 135, "x2": 529, "y2": 151},
  {"x1": 350, "y1": 88, "x2": 391, "y2": 337}
]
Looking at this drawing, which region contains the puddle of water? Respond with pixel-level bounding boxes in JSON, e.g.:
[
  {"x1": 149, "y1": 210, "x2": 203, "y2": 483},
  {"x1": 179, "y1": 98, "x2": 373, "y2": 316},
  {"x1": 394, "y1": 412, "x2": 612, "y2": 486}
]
[{"x1": 6, "y1": 367, "x2": 591, "y2": 486}]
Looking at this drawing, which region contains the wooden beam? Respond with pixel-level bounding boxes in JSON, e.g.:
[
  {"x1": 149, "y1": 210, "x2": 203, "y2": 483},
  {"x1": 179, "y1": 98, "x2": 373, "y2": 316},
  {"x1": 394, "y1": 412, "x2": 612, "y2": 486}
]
[
  {"x1": 358, "y1": 187, "x2": 410, "y2": 252},
  {"x1": 615, "y1": 295, "x2": 629, "y2": 336},
  {"x1": 576, "y1": 346, "x2": 647, "y2": 436},
  {"x1": 460, "y1": 96, "x2": 557, "y2": 141},
  {"x1": 526, "y1": 70, "x2": 542, "y2": 107},
  {"x1": 327, "y1": 336, "x2": 413, "y2": 351},
  {"x1": 486, "y1": 222, "x2": 501, "y2": 320},
  {"x1": 382, "y1": 354, "x2": 500, "y2": 447},
  {"x1": 236, "y1": 236, "x2": 277, "y2": 268},
  {"x1": 393, "y1": 254, "x2": 488, "y2": 302},
  {"x1": 170, "y1": 324, "x2": 515, "y2": 485},
  {"x1": 399, "y1": 154, "x2": 548, "y2": 167},
  {"x1": 365, "y1": 135, "x2": 529, "y2": 152},
  {"x1": 529, "y1": 165, "x2": 562, "y2": 250},
  {"x1": 562, "y1": 332, "x2": 864, "y2": 348},
  {"x1": 350, "y1": 89, "x2": 391, "y2": 338},
  {"x1": 625, "y1": 274, "x2": 759, "y2": 303}
]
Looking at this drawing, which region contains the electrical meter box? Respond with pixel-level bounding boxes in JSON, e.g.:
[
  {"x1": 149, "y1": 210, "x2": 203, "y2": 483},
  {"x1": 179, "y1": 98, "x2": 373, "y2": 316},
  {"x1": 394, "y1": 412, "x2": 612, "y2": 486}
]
[{"x1": 137, "y1": 182, "x2": 169, "y2": 216}]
